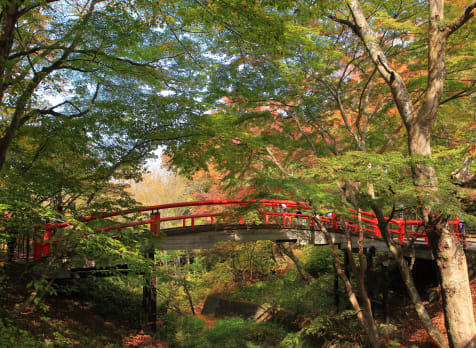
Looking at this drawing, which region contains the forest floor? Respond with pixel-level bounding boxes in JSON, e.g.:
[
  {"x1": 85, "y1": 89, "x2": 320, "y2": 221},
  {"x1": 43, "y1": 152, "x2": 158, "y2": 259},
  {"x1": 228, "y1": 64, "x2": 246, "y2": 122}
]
[
  {"x1": 1, "y1": 255, "x2": 475, "y2": 347},
  {"x1": 392, "y1": 278, "x2": 476, "y2": 348}
]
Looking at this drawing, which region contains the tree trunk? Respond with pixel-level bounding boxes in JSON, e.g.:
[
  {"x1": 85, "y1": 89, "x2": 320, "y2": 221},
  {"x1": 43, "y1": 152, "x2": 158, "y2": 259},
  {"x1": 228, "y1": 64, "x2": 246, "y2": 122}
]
[
  {"x1": 354, "y1": 210, "x2": 380, "y2": 348},
  {"x1": 373, "y1": 205, "x2": 448, "y2": 347},
  {"x1": 409, "y1": 125, "x2": 476, "y2": 348},
  {"x1": 314, "y1": 215, "x2": 381, "y2": 348},
  {"x1": 143, "y1": 249, "x2": 157, "y2": 332},
  {"x1": 429, "y1": 219, "x2": 476, "y2": 348},
  {"x1": 341, "y1": 1, "x2": 476, "y2": 345},
  {"x1": 275, "y1": 242, "x2": 313, "y2": 284},
  {"x1": 182, "y1": 279, "x2": 196, "y2": 316}
]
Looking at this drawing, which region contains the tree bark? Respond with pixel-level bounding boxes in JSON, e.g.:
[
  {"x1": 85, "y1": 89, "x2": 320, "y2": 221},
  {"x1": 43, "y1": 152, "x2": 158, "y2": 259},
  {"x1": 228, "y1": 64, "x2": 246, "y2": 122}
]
[
  {"x1": 372, "y1": 204, "x2": 448, "y2": 348},
  {"x1": 182, "y1": 279, "x2": 196, "y2": 316},
  {"x1": 339, "y1": 1, "x2": 476, "y2": 346},
  {"x1": 428, "y1": 218, "x2": 476, "y2": 348},
  {"x1": 314, "y1": 215, "x2": 381, "y2": 348},
  {"x1": 275, "y1": 242, "x2": 313, "y2": 284},
  {"x1": 143, "y1": 249, "x2": 157, "y2": 332}
]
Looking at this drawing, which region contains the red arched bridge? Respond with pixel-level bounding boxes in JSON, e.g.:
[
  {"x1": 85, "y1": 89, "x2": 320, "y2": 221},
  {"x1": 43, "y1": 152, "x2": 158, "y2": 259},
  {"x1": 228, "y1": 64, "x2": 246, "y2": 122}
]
[{"x1": 31, "y1": 199, "x2": 471, "y2": 261}]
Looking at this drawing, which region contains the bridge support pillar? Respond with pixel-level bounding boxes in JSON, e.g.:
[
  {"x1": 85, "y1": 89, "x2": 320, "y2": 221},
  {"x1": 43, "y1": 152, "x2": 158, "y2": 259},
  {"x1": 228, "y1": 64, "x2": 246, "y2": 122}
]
[
  {"x1": 333, "y1": 259, "x2": 340, "y2": 311},
  {"x1": 142, "y1": 247, "x2": 157, "y2": 333},
  {"x1": 381, "y1": 254, "x2": 390, "y2": 323},
  {"x1": 344, "y1": 250, "x2": 351, "y2": 280},
  {"x1": 143, "y1": 211, "x2": 159, "y2": 334}
]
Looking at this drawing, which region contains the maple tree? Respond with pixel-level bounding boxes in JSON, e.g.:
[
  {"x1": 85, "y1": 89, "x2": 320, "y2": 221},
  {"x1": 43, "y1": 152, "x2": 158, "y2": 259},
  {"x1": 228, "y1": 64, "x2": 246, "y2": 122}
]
[
  {"x1": 167, "y1": 1, "x2": 476, "y2": 347},
  {"x1": 0, "y1": 0, "x2": 206, "y2": 219},
  {"x1": 0, "y1": 0, "x2": 206, "y2": 322}
]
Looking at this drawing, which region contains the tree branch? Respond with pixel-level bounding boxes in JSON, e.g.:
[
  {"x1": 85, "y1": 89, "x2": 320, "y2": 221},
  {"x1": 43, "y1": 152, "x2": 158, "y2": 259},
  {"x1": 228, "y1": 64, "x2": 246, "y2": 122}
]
[
  {"x1": 445, "y1": 0, "x2": 476, "y2": 37},
  {"x1": 265, "y1": 146, "x2": 290, "y2": 177}
]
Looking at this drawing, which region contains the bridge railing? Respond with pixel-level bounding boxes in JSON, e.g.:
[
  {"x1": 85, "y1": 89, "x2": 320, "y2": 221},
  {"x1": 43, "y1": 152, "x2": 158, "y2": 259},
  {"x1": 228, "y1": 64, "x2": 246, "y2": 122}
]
[{"x1": 31, "y1": 200, "x2": 468, "y2": 260}]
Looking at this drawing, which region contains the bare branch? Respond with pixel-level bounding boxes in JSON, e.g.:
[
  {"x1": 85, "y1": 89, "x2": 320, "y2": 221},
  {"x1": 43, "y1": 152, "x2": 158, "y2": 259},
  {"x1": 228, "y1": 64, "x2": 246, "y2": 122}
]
[
  {"x1": 440, "y1": 80, "x2": 476, "y2": 104},
  {"x1": 265, "y1": 146, "x2": 290, "y2": 177},
  {"x1": 291, "y1": 115, "x2": 320, "y2": 158},
  {"x1": 37, "y1": 83, "x2": 101, "y2": 119},
  {"x1": 17, "y1": 0, "x2": 60, "y2": 18},
  {"x1": 445, "y1": 0, "x2": 476, "y2": 37}
]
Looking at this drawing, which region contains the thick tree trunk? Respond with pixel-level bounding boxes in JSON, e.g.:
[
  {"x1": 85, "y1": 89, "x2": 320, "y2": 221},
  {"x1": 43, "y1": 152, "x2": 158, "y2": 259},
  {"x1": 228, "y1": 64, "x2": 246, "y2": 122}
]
[
  {"x1": 428, "y1": 219, "x2": 476, "y2": 348},
  {"x1": 409, "y1": 128, "x2": 476, "y2": 348},
  {"x1": 0, "y1": 1, "x2": 19, "y2": 103},
  {"x1": 342, "y1": 1, "x2": 476, "y2": 346}
]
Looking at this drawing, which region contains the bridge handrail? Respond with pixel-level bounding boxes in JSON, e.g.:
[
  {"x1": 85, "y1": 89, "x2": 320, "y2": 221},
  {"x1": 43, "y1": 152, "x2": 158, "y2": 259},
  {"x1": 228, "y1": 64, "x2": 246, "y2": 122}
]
[
  {"x1": 80, "y1": 199, "x2": 311, "y2": 224},
  {"x1": 31, "y1": 200, "x2": 469, "y2": 261}
]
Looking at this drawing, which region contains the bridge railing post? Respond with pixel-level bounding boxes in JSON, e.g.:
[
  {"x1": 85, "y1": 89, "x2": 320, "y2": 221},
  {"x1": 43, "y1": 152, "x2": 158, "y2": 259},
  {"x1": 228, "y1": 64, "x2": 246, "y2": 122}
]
[
  {"x1": 453, "y1": 217, "x2": 460, "y2": 240},
  {"x1": 42, "y1": 225, "x2": 52, "y2": 258},
  {"x1": 150, "y1": 211, "x2": 160, "y2": 235},
  {"x1": 33, "y1": 226, "x2": 42, "y2": 261},
  {"x1": 373, "y1": 220, "x2": 381, "y2": 238},
  {"x1": 332, "y1": 213, "x2": 337, "y2": 230},
  {"x1": 398, "y1": 219, "x2": 405, "y2": 243}
]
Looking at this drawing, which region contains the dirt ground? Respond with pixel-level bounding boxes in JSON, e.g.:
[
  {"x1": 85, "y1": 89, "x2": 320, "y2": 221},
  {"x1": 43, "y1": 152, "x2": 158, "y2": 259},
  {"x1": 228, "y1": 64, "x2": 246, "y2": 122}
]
[{"x1": 392, "y1": 279, "x2": 476, "y2": 347}]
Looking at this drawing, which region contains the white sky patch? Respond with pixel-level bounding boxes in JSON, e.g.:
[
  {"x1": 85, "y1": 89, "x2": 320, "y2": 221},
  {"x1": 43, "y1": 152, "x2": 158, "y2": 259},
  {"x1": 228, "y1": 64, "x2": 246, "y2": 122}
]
[
  {"x1": 159, "y1": 90, "x2": 176, "y2": 96},
  {"x1": 44, "y1": 94, "x2": 65, "y2": 107},
  {"x1": 146, "y1": 146, "x2": 171, "y2": 177}
]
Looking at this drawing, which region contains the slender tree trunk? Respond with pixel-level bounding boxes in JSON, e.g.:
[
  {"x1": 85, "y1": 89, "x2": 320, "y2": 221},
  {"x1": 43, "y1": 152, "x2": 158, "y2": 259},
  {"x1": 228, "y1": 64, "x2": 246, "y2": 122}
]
[
  {"x1": 314, "y1": 215, "x2": 380, "y2": 348},
  {"x1": 354, "y1": 210, "x2": 380, "y2": 347},
  {"x1": 340, "y1": 1, "x2": 476, "y2": 345},
  {"x1": 143, "y1": 249, "x2": 157, "y2": 332},
  {"x1": 275, "y1": 242, "x2": 313, "y2": 284},
  {"x1": 182, "y1": 279, "x2": 195, "y2": 316},
  {"x1": 373, "y1": 205, "x2": 448, "y2": 348}
]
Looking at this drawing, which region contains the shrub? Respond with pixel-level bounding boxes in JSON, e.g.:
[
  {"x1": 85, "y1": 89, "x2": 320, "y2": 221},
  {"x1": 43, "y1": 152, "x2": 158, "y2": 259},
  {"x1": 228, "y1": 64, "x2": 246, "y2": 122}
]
[
  {"x1": 298, "y1": 310, "x2": 364, "y2": 346},
  {"x1": 205, "y1": 318, "x2": 286, "y2": 348},
  {"x1": 162, "y1": 314, "x2": 208, "y2": 348},
  {"x1": 0, "y1": 319, "x2": 37, "y2": 347},
  {"x1": 304, "y1": 246, "x2": 334, "y2": 279}
]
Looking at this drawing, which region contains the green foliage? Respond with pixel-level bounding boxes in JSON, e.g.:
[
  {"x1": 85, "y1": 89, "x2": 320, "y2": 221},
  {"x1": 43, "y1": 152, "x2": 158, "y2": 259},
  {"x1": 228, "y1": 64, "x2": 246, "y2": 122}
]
[
  {"x1": 297, "y1": 311, "x2": 364, "y2": 347},
  {"x1": 0, "y1": 319, "x2": 37, "y2": 347},
  {"x1": 161, "y1": 314, "x2": 286, "y2": 348},
  {"x1": 204, "y1": 318, "x2": 286, "y2": 348},
  {"x1": 226, "y1": 265, "x2": 335, "y2": 316},
  {"x1": 161, "y1": 313, "x2": 208, "y2": 348},
  {"x1": 304, "y1": 246, "x2": 334, "y2": 279}
]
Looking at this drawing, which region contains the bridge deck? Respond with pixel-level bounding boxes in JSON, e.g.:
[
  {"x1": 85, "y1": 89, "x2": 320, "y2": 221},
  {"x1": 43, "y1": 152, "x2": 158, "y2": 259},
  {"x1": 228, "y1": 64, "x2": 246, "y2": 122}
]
[
  {"x1": 158, "y1": 223, "x2": 475, "y2": 260},
  {"x1": 27, "y1": 199, "x2": 473, "y2": 263}
]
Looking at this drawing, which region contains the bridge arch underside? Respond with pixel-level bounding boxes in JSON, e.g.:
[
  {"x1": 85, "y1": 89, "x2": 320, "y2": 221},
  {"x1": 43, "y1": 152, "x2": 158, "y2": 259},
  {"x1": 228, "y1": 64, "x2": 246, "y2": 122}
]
[{"x1": 158, "y1": 224, "x2": 435, "y2": 260}]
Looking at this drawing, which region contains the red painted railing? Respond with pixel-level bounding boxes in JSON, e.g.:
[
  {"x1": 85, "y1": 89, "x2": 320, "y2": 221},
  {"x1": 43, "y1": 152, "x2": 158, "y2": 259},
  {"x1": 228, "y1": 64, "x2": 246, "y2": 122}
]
[{"x1": 32, "y1": 199, "x2": 465, "y2": 260}]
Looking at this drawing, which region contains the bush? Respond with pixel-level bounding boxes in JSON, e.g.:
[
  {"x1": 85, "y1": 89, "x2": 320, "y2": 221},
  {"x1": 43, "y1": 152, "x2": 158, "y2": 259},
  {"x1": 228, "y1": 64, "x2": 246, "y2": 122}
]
[
  {"x1": 205, "y1": 318, "x2": 286, "y2": 348},
  {"x1": 0, "y1": 319, "x2": 37, "y2": 347},
  {"x1": 304, "y1": 247, "x2": 334, "y2": 279},
  {"x1": 77, "y1": 277, "x2": 142, "y2": 327},
  {"x1": 298, "y1": 310, "x2": 364, "y2": 346},
  {"x1": 161, "y1": 313, "x2": 208, "y2": 348}
]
